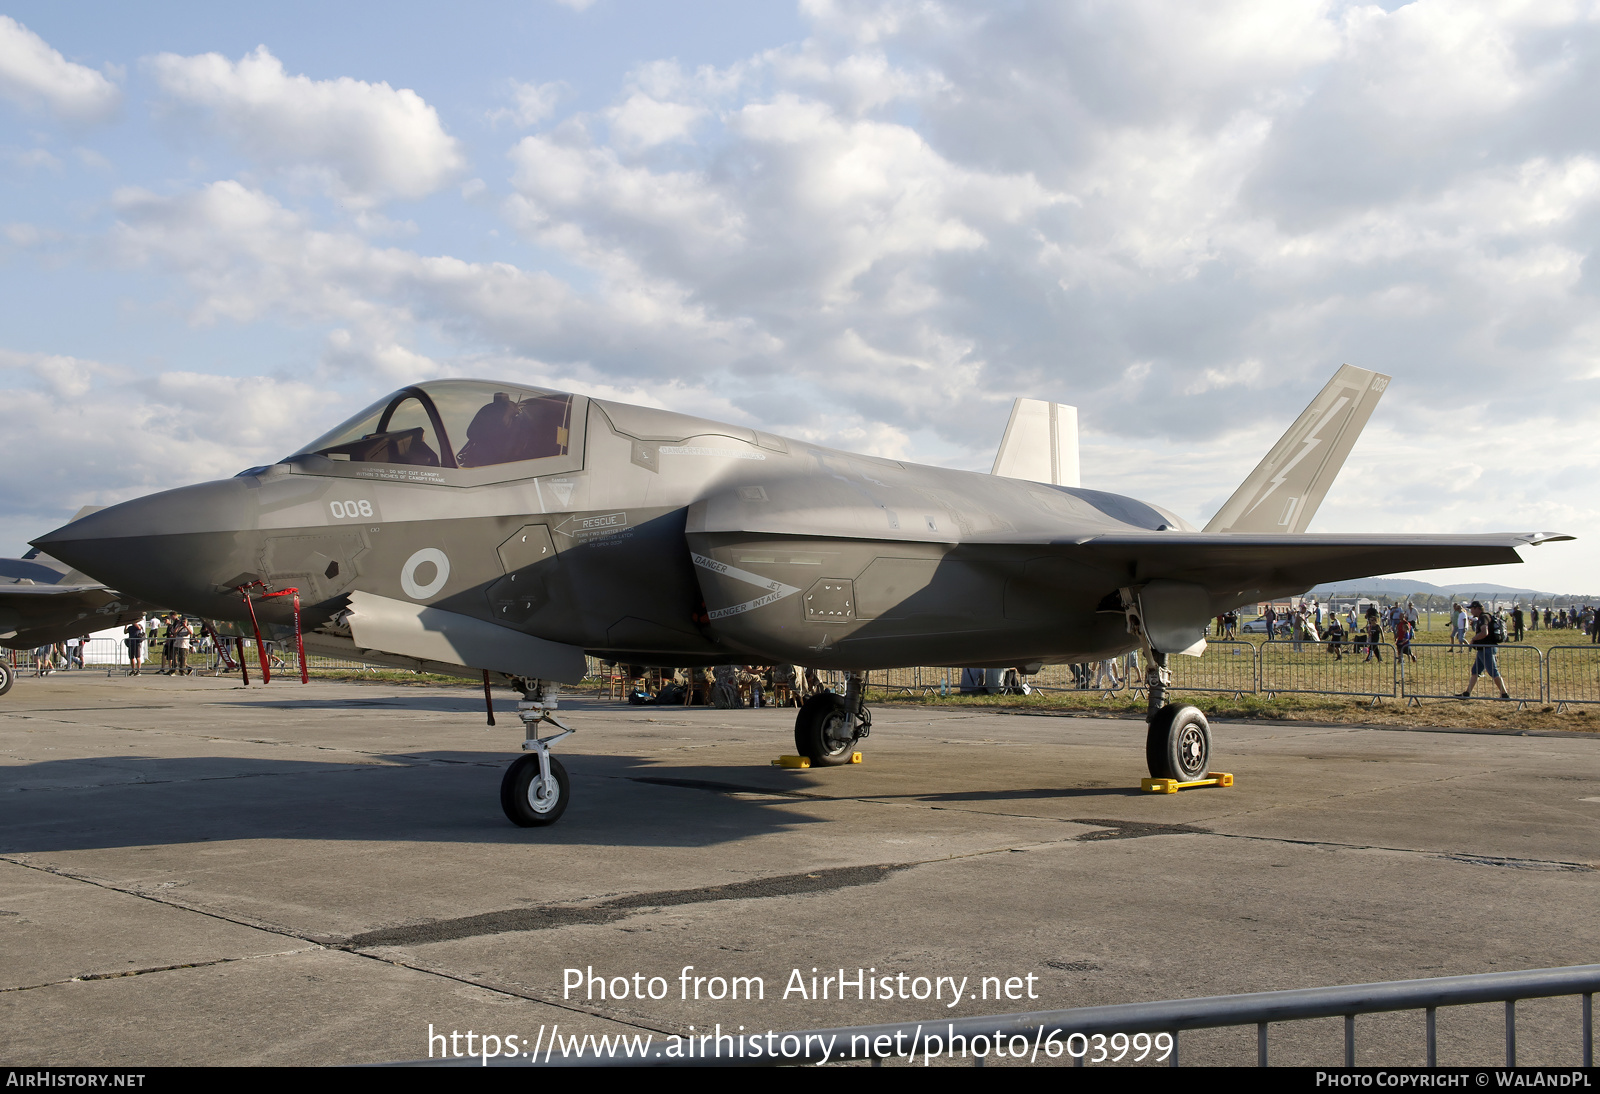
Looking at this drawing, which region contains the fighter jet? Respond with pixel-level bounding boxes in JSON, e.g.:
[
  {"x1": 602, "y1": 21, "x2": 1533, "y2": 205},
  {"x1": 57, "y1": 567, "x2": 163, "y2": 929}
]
[
  {"x1": 32, "y1": 366, "x2": 1571, "y2": 823},
  {"x1": 0, "y1": 508, "x2": 154, "y2": 695}
]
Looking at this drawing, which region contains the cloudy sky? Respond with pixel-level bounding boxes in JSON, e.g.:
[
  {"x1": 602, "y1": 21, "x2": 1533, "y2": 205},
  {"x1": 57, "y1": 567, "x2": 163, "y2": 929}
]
[{"x1": 1, "y1": 0, "x2": 1596, "y2": 593}]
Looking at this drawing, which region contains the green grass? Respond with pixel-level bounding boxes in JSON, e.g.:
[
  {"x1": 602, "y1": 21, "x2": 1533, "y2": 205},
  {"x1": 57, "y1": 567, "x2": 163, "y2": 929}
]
[{"x1": 863, "y1": 685, "x2": 1600, "y2": 732}]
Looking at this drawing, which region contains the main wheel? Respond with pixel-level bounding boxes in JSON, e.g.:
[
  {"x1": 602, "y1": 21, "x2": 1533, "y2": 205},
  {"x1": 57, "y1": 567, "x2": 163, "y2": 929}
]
[
  {"x1": 1146, "y1": 704, "x2": 1210, "y2": 781},
  {"x1": 0, "y1": 660, "x2": 12, "y2": 696},
  {"x1": 500, "y1": 753, "x2": 570, "y2": 826},
  {"x1": 794, "y1": 691, "x2": 858, "y2": 766}
]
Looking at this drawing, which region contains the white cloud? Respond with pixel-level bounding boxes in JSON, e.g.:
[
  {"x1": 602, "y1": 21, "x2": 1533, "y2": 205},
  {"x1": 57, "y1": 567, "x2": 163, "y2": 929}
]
[
  {"x1": 323, "y1": 328, "x2": 439, "y2": 381},
  {"x1": 12, "y1": 1, "x2": 1600, "y2": 590},
  {"x1": 1, "y1": 146, "x2": 61, "y2": 172},
  {"x1": 491, "y1": 79, "x2": 566, "y2": 127},
  {"x1": 146, "y1": 46, "x2": 464, "y2": 205},
  {"x1": 605, "y1": 92, "x2": 705, "y2": 150},
  {"x1": 0, "y1": 352, "x2": 332, "y2": 557},
  {"x1": 0, "y1": 16, "x2": 119, "y2": 124}
]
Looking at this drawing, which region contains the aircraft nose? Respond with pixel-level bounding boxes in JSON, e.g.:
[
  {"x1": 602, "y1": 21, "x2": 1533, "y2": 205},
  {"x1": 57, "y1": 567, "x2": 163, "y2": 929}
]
[{"x1": 33, "y1": 477, "x2": 263, "y2": 618}]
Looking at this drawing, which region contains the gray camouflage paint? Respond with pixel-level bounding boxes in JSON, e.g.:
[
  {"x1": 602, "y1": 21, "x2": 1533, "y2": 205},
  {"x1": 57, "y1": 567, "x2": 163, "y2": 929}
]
[{"x1": 32, "y1": 387, "x2": 1566, "y2": 674}]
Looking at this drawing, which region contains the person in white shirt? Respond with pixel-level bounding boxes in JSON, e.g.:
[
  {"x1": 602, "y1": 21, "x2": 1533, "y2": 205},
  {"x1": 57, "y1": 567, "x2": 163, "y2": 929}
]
[{"x1": 1449, "y1": 603, "x2": 1468, "y2": 653}]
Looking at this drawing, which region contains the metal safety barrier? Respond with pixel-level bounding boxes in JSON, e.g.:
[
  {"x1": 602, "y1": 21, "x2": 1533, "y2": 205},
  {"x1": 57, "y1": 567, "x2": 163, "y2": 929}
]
[
  {"x1": 1545, "y1": 646, "x2": 1600, "y2": 709},
  {"x1": 576, "y1": 644, "x2": 1600, "y2": 708},
  {"x1": 1259, "y1": 641, "x2": 1397, "y2": 701},
  {"x1": 9, "y1": 641, "x2": 609, "y2": 683},
  {"x1": 412, "y1": 962, "x2": 1599, "y2": 1067},
  {"x1": 19, "y1": 636, "x2": 1600, "y2": 709},
  {"x1": 1400, "y1": 643, "x2": 1544, "y2": 708},
  {"x1": 1167, "y1": 641, "x2": 1257, "y2": 697},
  {"x1": 1022, "y1": 661, "x2": 1129, "y2": 696},
  {"x1": 867, "y1": 666, "x2": 928, "y2": 695}
]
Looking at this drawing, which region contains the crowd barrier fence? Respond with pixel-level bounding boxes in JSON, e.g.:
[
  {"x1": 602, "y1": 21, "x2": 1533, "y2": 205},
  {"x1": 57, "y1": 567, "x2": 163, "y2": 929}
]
[
  {"x1": 12, "y1": 637, "x2": 1600, "y2": 709},
  {"x1": 1259, "y1": 640, "x2": 1398, "y2": 701},
  {"x1": 1167, "y1": 641, "x2": 1259, "y2": 698},
  {"x1": 1400, "y1": 643, "x2": 1544, "y2": 708},
  {"x1": 1544, "y1": 646, "x2": 1600, "y2": 710}
]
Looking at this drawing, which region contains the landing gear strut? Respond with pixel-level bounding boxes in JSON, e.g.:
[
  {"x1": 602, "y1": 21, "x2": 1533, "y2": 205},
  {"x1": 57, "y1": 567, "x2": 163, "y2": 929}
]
[
  {"x1": 794, "y1": 670, "x2": 870, "y2": 766},
  {"x1": 1142, "y1": 650, "x2": 1211, "y2": 781},
  {"x1": 500, "y1": 679, "x2": 573, "y2": 826}
]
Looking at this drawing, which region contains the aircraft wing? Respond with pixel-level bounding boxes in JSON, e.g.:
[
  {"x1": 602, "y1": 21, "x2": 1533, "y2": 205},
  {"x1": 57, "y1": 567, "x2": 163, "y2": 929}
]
[
  {"x1": 1071, "y1": 530, "x2": 1570, "y2": 603},
  {"x1": 0, "y1": 584, "x2": 150, "y2": 649}
]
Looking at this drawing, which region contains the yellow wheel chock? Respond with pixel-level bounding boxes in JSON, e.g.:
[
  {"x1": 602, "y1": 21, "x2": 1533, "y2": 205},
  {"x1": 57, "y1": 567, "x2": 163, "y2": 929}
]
[
  {"x1": 1141, "y1": 771, "x2": 1234, "y2": 794},
  {"x1": 772, "y1": 752, "x2": 863, "y2": 768}
]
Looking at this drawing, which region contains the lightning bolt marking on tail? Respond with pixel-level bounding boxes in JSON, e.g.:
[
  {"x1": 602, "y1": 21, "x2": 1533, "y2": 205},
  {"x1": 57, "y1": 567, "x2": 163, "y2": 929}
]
[{"x1": 1244, "y1": 395, "x2": 1351, "y2": 518}]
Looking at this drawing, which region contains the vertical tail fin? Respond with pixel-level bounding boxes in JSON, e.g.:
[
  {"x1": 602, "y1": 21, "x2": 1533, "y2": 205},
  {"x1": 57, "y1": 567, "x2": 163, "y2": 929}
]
[
  {"x1": 992, "y1": 398, "x2": 1080, "y2": 487},
  {"x1": 1203, "y1": 365, "x2": 1390, "y2": 534}
]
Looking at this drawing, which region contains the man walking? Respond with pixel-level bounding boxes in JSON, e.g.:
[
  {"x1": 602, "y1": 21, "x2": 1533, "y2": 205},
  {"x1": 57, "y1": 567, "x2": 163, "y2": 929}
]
[
  {"x1": 1512, "y1": 604, "x2": 1525, "y2": 643},
  {"x1": 1459, "y1": 601, "x2": 1510, "y2": 699}
]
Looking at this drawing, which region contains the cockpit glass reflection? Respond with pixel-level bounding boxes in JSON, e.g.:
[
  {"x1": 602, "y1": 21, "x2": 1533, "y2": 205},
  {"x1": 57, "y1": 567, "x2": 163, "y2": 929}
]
[{"x1": 293, "y1": 381, "x2": 573, "y2": 470}]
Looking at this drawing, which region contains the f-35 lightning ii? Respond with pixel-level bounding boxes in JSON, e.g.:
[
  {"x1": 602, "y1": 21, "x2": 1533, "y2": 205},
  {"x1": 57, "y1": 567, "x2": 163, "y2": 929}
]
[
  {"x1": 0, "y1": 507, "x2": 154, "y2": 695},
  {"x1": 32, "y1": 365, "x2": 1571, "y2": 822}
]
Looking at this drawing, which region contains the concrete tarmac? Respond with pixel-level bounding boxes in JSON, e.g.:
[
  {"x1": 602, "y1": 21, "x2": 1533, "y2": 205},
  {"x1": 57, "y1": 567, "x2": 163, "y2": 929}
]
[{"x1": 2, "y1": 673, "x2": 1598, "y2": 1068}]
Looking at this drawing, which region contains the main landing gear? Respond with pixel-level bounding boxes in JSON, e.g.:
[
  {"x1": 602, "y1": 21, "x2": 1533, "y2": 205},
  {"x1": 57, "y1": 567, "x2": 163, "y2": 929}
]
[
  {"x1": 794, "y1": 670, "x2": 870, "y2": 766},
  {"x1": 500, "y1": 679, "x2": 573, "y2": 826},
  {"x1": 0, "y1": 659, "x2": 12, "y2": 696},
  {"x1": 1142, "y1": 651, "x2": 1211, "y2": 781}
]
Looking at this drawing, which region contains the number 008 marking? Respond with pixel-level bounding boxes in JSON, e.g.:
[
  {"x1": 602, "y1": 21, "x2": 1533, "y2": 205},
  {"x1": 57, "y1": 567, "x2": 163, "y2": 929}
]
[{"x1": 330, "y1": 500, "x2": 373, "y2": 519}]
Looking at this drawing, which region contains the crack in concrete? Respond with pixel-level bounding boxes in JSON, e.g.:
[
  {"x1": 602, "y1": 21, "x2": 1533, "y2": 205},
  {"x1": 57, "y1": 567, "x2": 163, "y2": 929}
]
[
  {"x1": 1188, "y1": 830, "x2": 1596, "y2": 870},
  {"x1": 0, "y1": 854, "x2": 667, "y2": 1032},
  {"x1": 0, "y1": 948, "x2": 315, "y2": 995}
]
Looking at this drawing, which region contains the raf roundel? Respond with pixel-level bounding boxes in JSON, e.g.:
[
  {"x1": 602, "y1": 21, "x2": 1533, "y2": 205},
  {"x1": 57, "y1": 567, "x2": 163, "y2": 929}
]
[{"x1": 400, "y1": 547, "x2": 450, "y2": 600}]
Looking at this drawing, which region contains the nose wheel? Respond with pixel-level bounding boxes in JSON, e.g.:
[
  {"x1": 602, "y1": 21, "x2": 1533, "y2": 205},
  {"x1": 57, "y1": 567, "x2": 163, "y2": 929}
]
[
  {"x1": 0, "y1": 660, "x2": 12, "y2": 696},
  {"x1": 499, "y1": 679, "x2": 575, "y2": 827},
  {"x1": 501, "y1": 753, "x2": 570, "y2": 826}
]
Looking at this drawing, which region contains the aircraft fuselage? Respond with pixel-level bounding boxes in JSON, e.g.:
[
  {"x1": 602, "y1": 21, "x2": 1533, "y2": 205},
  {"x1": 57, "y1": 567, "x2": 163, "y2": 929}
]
[{"x1": 35, "y1": 390, "x2": 1187, "y2": 672}]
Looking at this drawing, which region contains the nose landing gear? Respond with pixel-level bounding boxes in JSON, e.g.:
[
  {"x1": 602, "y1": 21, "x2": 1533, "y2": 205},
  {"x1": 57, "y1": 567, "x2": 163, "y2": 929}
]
[{"x1": 500, "y1": 679, "x2": 574, "y2": 826}]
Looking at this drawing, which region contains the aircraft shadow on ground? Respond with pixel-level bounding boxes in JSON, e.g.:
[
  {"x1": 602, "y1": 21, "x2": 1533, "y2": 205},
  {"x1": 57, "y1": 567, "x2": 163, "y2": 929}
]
[
  {"x1": 0, "y1": 749, "x2": 841, "y2": 854},
  {"x1": 559, "y1": 754, "x2": 1148, "y2": 805},
  {"x1": 0, "y1": 748, "x2": 1138, "y2": 855},
  {"x1": 215, "y1": 696, "x2": 500, "y2": 713}
]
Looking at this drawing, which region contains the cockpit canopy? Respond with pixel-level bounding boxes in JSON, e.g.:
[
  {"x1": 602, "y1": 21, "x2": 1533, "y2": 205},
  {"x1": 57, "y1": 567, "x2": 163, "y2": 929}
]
[{"x1": 292, "y1": 380, "x2": 576, "y2": 472}]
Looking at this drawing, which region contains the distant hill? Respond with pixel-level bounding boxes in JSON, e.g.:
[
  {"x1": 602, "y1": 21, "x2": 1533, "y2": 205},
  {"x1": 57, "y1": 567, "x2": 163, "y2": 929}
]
[{"x1": 1306, "y1": 578, "x2": 1592, "y2": 600}]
